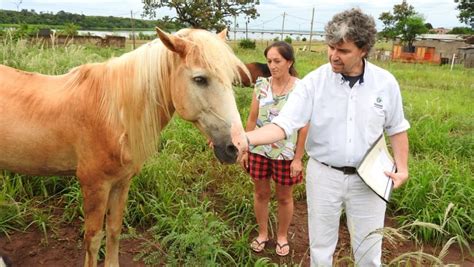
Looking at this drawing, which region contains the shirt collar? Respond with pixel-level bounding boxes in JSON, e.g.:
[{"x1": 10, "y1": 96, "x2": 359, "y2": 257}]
[{"x1": 337, "y1": 59, "x2": 366, "y2": 85}]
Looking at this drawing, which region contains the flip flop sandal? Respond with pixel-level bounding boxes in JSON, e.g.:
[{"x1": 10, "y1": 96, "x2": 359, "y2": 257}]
[
  {"x1": 276, "y1": 242, "x2": 290, "y2": 256},
  {"x1": 250, "y1": 238, "x2": 269, "y2": 253}
]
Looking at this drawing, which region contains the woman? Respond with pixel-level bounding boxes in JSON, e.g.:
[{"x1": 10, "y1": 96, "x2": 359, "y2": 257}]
[{"x1": 242, "y1": 41, "x2": 309, "y2": 257}]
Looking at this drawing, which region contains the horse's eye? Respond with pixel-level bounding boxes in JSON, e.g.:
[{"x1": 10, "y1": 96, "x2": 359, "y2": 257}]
[{"x1": 193, "y1": 76, "x2": 208, "y2": 86}]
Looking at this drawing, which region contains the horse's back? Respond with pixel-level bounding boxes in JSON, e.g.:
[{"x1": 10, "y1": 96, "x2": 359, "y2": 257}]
[
  {"x1": 239, "y1": 62, "x2": 271, "y2": 87},
  {"x1": 0, "y1": 64, "x2": 82, "y2": 176}
]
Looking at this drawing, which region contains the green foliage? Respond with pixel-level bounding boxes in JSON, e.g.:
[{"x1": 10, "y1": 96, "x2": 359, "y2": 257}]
[
  {"x1": 382, "y1": 61, "x2": 474, "y2": 244},
  {"x1": 454, "y1": 0, "x2": 474, "y2": 25},
  {"x1": 0, "y1": 39, "x2": 472, "y2": 265},
  {"x1": 140, "y1": 204, "x2": 236, "y2": 265},
  {"x1": 448, "y1": 27, "x2": 474, "y2": 34},
  {"x1": 57, "y1": 23, "x2": 79, "y2": 36},
  {"x1": 1, "y1": 23, "x2": 41, "y2": 40},
  {"x1": 136, "y1": 32, "x2": 155, "y2": 40},
  {"x1": 0, "y1": 9, "x2": 177, "y2": 31},
  {"x1": 0, "y1": 194, "x2": 24, "y2": 237},
  {"x1": 401, "y1": 15, "x2": 429, "y2": 49},
  {"x1": 142, "y1": 0, "x2": 260, "y2": 31},
  {"x1": 26, "y1": 207, "x2": 54, "y2": 243},
  {"x1": 239, "y1": 38, "x2": 256, "y2": 49},
  {"x1": 284, "y1": 36, "x2": 293, "y2": 44},
  {"x1": 378, "y1": 1, "x2": 428, "y2": 49}
]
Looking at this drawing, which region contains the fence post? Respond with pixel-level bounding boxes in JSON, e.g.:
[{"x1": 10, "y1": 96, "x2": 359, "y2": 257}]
[
  {"x1": 309, "y1": 7, "x2": 315, "y2": 52},
  {"x1": 450, "y1": 54, "x2": 456, "y2": 71}
]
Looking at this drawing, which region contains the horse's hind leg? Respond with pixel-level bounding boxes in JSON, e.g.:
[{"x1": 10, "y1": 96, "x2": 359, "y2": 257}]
[
  {"x1": 80, "y1": 178, "x2": 111, "y2": 267},
  {"x1": 104, "y1": 177, "x2": 132, "y2": 267}
]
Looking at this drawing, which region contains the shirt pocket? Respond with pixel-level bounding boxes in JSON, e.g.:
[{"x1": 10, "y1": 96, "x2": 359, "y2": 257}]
[{"x1": 365, "y1": 105, "x2": 386, "y2": 141}]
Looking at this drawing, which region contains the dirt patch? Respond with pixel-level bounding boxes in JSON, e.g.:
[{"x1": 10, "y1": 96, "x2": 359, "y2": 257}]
[
  {"x1": 0, "y1": 201, "x2": 472, "y2": 266},
  {"x1": 254, "y1": 201, "x2": 473, "y2": 266},
  {"x1": 0, "y1": 220, "x2": 145, "y2": 267}
]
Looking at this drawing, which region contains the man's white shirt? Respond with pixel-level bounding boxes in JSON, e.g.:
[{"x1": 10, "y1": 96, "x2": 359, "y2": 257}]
[{"x1": 272, "y1": 60, "x2": 410, "y2": 167}]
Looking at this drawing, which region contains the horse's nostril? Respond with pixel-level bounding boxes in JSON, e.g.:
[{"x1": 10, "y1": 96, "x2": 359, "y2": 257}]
[
  {"x1": 213, "y1": 143, "x2": 238, "y2": 164},
  {"x1": 226, "y1": 144, "x2": 238, "y2": 156}
]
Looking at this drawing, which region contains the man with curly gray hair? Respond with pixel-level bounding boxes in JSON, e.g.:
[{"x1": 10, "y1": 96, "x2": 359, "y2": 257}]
[
  {"x1": 325, "y1": 8, "x2": 377, "y2": 60},
  {"x1": 244, "y1": 8, "x2": 410, "y2": 266}
]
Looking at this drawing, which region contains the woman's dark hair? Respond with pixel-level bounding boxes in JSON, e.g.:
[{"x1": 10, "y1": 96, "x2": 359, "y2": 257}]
[{"x1": 264, "y1": 41, "x2": 298, "y2": 77}]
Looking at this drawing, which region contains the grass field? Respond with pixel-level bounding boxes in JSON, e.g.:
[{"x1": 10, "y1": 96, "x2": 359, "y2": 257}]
[{"x1": 0, "y1": 37, "x2": 472, "y2": 265}]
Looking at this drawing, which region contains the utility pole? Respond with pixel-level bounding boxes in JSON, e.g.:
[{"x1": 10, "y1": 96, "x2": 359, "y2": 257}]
[
  {"x1": 15, "y1": 0, "x2": 23, "y2": 11},
  {"x1": 245, "y1": 18, "x2": 249, "y2": 39},
  {"x1": 309, "y1": 7, "x2": 315, "y2": 52},
  {"x1": 233, "y1": 15, "x2": 237, "y2": 41},
  {"x1": 130, "y1": 10, "x2": 136, "y2": 50},
  {"x1": 281, "y1": 12, "x2": 286, "y2": 41}
]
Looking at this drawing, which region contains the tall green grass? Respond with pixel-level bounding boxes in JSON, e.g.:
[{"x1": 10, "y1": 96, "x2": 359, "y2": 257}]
[{"x1": 0, "y1": 38, "x2": 472, "y2": 265}]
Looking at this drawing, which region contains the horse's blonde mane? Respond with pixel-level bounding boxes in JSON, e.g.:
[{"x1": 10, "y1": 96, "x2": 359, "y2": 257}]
[
  {"x1": 67, "y1": 29, "x2": 245, "y2": 166},
  {"x1": 176, "y1": 28, "x2": 245, "y2": 85}
]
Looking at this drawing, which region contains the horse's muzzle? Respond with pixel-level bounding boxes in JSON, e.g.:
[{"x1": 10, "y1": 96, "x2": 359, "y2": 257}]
[{"x1": 213, "y1": 143, "x2": 238, "y2": 164}]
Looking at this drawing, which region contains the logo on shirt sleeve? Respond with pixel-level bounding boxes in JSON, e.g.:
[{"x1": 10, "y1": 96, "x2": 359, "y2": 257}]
[{"x1": 374, "y1": 96, "x2": 383, "y2": 109}]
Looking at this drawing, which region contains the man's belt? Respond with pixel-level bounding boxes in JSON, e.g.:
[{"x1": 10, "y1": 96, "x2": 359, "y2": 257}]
[{"x1": 321, "y1": 162, "x2": 357, "y2": 175}]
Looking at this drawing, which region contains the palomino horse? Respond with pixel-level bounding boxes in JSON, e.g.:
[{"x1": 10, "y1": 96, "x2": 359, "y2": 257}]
[{"x1": 0, "y1": 28, "x2": 248, "y2": 267}]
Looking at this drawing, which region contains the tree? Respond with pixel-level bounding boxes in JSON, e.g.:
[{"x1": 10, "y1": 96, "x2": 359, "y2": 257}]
[
  {"x1": 59, "y1": 23, "x2": 79, "y2": 36},
  {"x1": 379, "y1": 0, "x2": 428, "y2": 51},
  {"x1": 142, "y1": 0, "x2": 260, "y2": 31},
  {"x1": 448, "y1": 26, "x2": 474, "y2": 34},
  {"x1": 454, "y1": 0, "x2": 473, "y2": 26}
]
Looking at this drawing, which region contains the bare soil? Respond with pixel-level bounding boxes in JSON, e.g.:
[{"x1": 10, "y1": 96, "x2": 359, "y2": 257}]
[{"x1": 0, "y1": 201, "x2": 472, "y2": 266}]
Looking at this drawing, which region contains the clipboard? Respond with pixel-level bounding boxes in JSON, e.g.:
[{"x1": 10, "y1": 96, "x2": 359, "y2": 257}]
[{"x1": 356, "y1": 134, "x2": 396, "y2": 202}]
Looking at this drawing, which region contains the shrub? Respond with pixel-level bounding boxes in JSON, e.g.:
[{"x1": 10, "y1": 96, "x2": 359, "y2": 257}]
[
  {"x1": 448, "y1": 27, "x2": 474, "y2": 34},
  {"x1": 284, "y1": 36, "x2": 292, "y2": 44},
  {"x1": 238, "y1": 38, "x2": 255, "y2": 49},
  {"x1": 57, "y1": 23, "x2": 79, "y2": 37}
]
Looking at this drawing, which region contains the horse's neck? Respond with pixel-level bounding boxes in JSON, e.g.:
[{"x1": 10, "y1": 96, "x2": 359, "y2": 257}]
[{"x1": 90, "y1": 48, "x2": 175, "y2": 164}]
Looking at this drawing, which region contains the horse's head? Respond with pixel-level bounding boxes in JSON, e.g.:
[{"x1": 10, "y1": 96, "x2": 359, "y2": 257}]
[{"x1": 156, "y1": 27, "x2": 247, "y2": 164}]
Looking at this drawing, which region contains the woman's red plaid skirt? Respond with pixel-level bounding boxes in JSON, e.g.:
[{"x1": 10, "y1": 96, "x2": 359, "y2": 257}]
[{"x1": 248, "y1": 152, "x2": 303, "y2": 186}]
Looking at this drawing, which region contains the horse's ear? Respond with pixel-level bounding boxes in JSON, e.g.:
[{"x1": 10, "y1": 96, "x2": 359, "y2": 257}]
[
  {"x1": 156, "y1": 27, "x2": 188, "y2": 58},
  {"x1": 217, "y1": 28, "x2": 227, "y2": 40}
]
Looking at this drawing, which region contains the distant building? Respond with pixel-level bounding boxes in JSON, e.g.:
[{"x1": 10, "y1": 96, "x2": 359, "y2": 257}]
[
  {"x1": 430, "y1": 27, "x2": 450, "y2": 34},
  {"x1": 392, "y1": 34, "x2": 467, "y2": 64},
  {"x1": 458, "y1": 45, "x2": 474, "y2": 68},
  {"x1": 33, "y1": 32, "x2": 125, "y2": 48}
]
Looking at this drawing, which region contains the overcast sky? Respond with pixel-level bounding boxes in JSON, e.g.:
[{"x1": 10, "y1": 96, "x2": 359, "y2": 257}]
[{"x1": 0, "y1": 0, "x2": 467, "y2": 31}]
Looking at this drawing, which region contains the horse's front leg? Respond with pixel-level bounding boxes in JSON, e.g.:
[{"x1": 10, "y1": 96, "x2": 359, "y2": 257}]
[
  {"x1": 104, "y1": 177, "x2": 133, "y2": 267},
  {"x1": 79, "y1": 174, "x2": 111, "y2": 267}
]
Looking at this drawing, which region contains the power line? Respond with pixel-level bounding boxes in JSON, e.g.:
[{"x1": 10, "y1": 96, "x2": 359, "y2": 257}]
[
  {"x1": 286, "y1": 13, "x2": 311, "y2": 22},
  {"x1": 247, "y1": 14, "x2": 282, "y2": 28}
]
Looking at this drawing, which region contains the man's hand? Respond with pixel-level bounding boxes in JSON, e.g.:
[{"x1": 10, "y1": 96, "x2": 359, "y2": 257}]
[
  {"x1": 388, "y1": 131, "x2": 409, "y2": 189},
  {"x1": 384, "y1": 171, "x2": 409, "y2": 189},
  {"x1": 231, "y1": 122, "x2": 248, "y2": 158}
]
